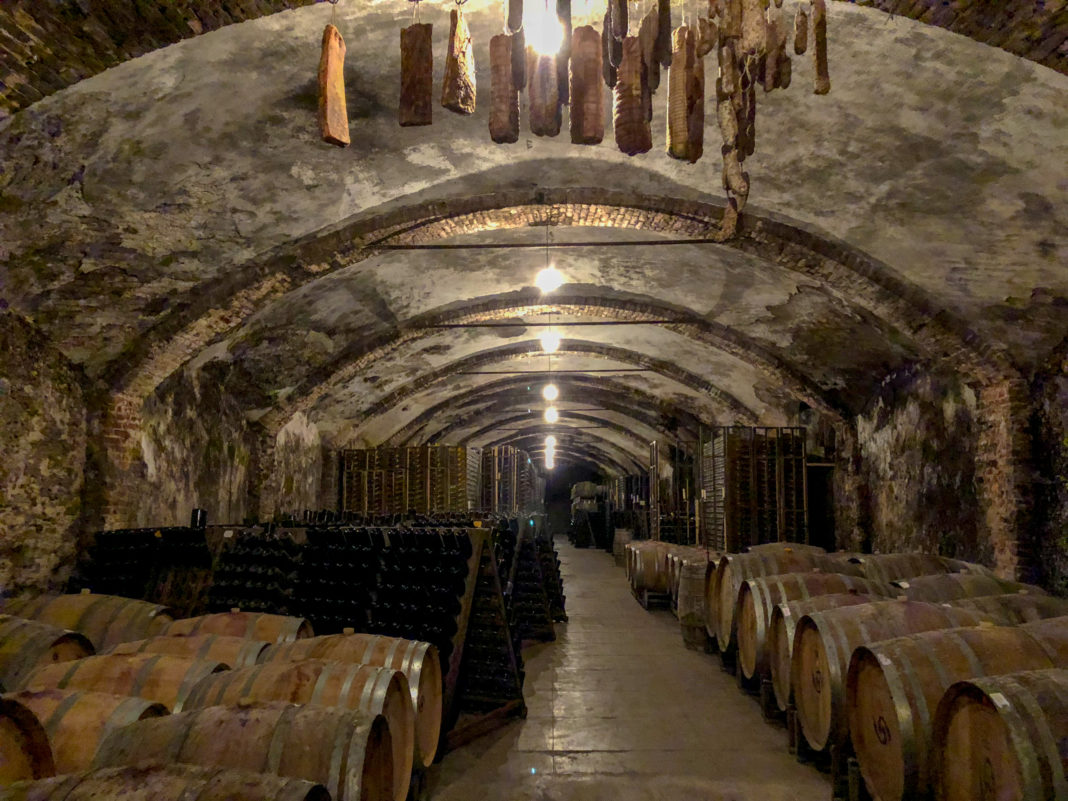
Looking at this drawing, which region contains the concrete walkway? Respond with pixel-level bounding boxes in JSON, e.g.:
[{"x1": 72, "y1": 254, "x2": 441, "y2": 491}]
[{"x1": 428, "y1": 541, "x2": 831, "y2": 801}]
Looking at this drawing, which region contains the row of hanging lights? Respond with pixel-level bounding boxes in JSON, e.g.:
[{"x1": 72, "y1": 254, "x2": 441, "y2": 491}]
[{"x1": 537, "y1": 227, "x2": 561, "y2": 469}]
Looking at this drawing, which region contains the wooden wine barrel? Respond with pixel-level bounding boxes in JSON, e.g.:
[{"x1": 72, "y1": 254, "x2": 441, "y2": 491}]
[
  {"x1": 106, "y1": 634, "x2": 269, "y2": 669},
  {"x1": 1019, "y1": 616, "x2": 1068, "y2": 661},
  {"x1": 715, "y1": 549, "x2": 855, "y2": 649},
  {"x1": 791, "y1": 599, "x2": 997, "y2": 751},
  {"x1": 846, "y1": 624, "x2": 1068, "y2": 801},
  {"x1": 0, "y1": 616, "x2": 94, "y2": 692},
  {"x1": 735, "y1": 572, "x2": 889, "y2": 680},
  {"x1": 260, "y1": 633, "x2": 441, "y2": 768},
  {"x1": 947, "y1": 593, "x2": 1068, "y2": 624},
  {"x1": 612, "y1": 529, "x2": 632, "y2": 567},
  {"x1": 0, "y1": 697, "x2": 54, "y2": 787},
  {"x1": 184, "y1": 659, "x2": 413, "y2": 801},
  {"x1": 2, "y1": 594, "x2": 173, "y2": 652},
  {"x1": 20, "y1": 653, "x2": 226, "y2": 713},
  {"x1": 676, "y1": 557, "x2": 714, "y2": 628},
  {"x1": 932, "y1": 668, "x2": 1068, "y2": 801},
  {"x1": 632, "y1": 542, "x2": 672, "y2": 594},
  {"x1": 845, "y1": 553, "x2": 991, "y2": 586},
  {"x1": 163, "y1": 612, "x2": 312, "y2": 644},
  {"x1": 745, "y1": 543, "x2": 826, "y2": 555},
  {"x1": 767, "y1": 593, "x2": 875, "y2": 713},
  {"x1": 894, "y1": 573, "x2": 1045, "y2": 602},
  {"x1": 94, "y1": 702, "x2": 391, "y2": 801},
  {"x1": 0, "y1": 764, "x2": 331, "y2": 801},
  {"x1": 7, "y1": 688, "x2": 167, "y2": 774}
]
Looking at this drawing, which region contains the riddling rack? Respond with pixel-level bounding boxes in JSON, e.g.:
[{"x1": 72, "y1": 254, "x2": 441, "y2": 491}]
[
  {"x1": 71, "y1": 521, "x2": 536, "y2": 749},
  {"x1": 701, "y1": 426, "x2": 808, "y2": 552}
]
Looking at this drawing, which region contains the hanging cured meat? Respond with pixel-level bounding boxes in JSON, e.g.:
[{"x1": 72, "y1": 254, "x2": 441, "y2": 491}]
[
  {"x1": 740, "y1": 0, "x2": 766, "y2": 55},
  {"x1": 794, "y1": 6, "x2": 808, "y2": 55},
  {"x1": 442, "y1": 8, "x2": 476, "y2": 114},
  {"x1": 639, "y1": 5, "x2": 661, "y2": 93},
  {"x1": 529, "y1": 47, "x2": 561, "y2": 136},
  {"x1": 657, "y1": 0, "x2": 673, "y2": 66},
  {"x1": 557, "y1": 0, "x2": 572, "y2": 105},
  {"x1": 490, "y1": 33, "x2": 520, "y2": 143},
  {"x1": 696, "y1": 17, "x2": 717, "y2": 57},
  {"x1": 614, "y1": 36, "x2": 651, "y2": 155},
  {"x1": 602, "y1": 10, "x2": 619, "y2": 87},
  {"x1": 763, "y1": 4, "x2": 782, "y2": 92},
  {"x1": 512, "y1": 27, "x2": 527, "y2": 90},
  {"x1": 667, "y1": 26, "x2": 703, "y2": 162},
  {"x1": 318, "y1": 24, "x2": 349, "y2": 146},
  {"x1": 721, "y1": 0, "x2": 742, "y2": 40},
  {"x1": 611, "y1": 0, "x2": 628, "y2": 40},
  {"x1": 569, "y1": 25, "x2": 604, "y2": 144},
  {"x1": 508, "y1": 0, "x2": 523, "y2": 33},
  {"x1": 777, "y1": 48, "x2": 791, "y2": 88},
  {"x1": 812, "y1": 0, "x2": 830, "y2": 94},
  {"x1": 399, "y1": 23, "x2": 433, "y2": 126}
]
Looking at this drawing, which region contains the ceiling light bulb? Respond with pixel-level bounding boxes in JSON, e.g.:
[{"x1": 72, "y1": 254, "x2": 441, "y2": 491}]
[
  {"x1": 525, "y1": 4, "x2": 565, "y2": 55},
  {"x1": 545, "y1": 435, "x2": 557, "y2": 448},
  {"x1": 544, "y1": 407, "x2": 559, "y2": 424},
  {"x1": 542, "y1": 383, "x2": 559, "y2": 401},
  {"x1": 539, "y1": 329, "x2": 561, "y2": 353},
  {"x1": 535, "y1": 265, "x2": 564, "y2": 293}
]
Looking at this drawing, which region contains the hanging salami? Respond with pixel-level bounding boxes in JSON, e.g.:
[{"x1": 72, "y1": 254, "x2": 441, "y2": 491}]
[
  {"x1": 740, "y1": 0, "x2": 766, "y2": 56},
  {"x1": 318, "y1": 24, "x2": 349, "y2": 146},
  {"x1": 507, "y1": 0, "x2": 523, "y2": 33},
  {"x1": 611, "y1": 0, "x2": 628, "y2": 40},
  {"x1": 569, "y1": 25, "x2": 604, "y2": 144},
  {"x1": 667, "y1": 26, "x2": 703, "y2": 162},
  {"x1": 399, "y1": 22, "x2": 433, "y2": 126},
  {"x1": 812, "y1": 0, "x2": 830, "y2": 94},
  {"x1": 490, "y1": 33, "x2": 520, "y2": 143},
  {"x1": 529, "y1": 47, "x2": 561, "y2": 136},
  {"x1": 512, "y1": 27, "x2": 527, "y2": 90},
  {"x1": 602, "y1": 11, "x2": 618, "y2": 87},
  {"x1": 794, "y1": 6, "x2": 808, "y2": 55},
  {"x1": 614, "y1": 36, "x2": 651, "y2": 155},
  {"x1": 721, "y1": 0, "x2": 742, "y2": 40},
  {"x1": 657, "y1": 0, "x2": 673, "y2": 66},
  {"x1": 441, "y1": 7, "x2": 476, "y2": 114},
  {"x1": 557, "y1": 0, "x2": 572, "y2": 105},
  {"x1": 639, "y1": 5, "x2": 661, "y2": 93}
]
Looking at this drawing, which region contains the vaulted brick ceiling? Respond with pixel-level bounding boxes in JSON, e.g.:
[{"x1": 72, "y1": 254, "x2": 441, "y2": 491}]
[{"x1": 1, "y1": 0, "x2": 1065, "y2": 474}]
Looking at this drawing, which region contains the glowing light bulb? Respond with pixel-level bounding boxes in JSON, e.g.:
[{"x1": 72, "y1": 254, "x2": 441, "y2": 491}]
[
  {"x1": 544, "y1": 435, "x2": 557, "y2": 448},
  {"x1": 544, "y1": 407, "x2": 559, "y2": 424},
  {"x1": 525, "y1": 3, "x2": 565, "y2": 54},
  {"x1": 542, "y1": 383, "x2": 559, "y2": 401},
  {"x1": 535, "y1": 265, "x2": 564, "y2": 293},
  {"x1": 540, "y1": 329, "x2": 561, "y2": 353},
  {"x1": 545, "y1": 454, "x2": 556, "y2": 470}
]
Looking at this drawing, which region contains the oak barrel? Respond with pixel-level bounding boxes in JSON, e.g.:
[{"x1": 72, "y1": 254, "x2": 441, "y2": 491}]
[
  {"x1": 94, "y1": 703, "x2": 391, "y2": 801},
  {"x1": 677, "y1": 557, "x2": 715, "y2": 628},
  {"x1": 894, "y1": 573, "x2": 1045, "y2": 602},
  {"x1": 947, "y1": 592, "x2": 1068, "y2": 624},
  {"x1": 631, "y1": 542, "x2": 672, "y2": 594},
  {"x1": 2, "y1": 594, "x2": 173, "y2": 652},
  {"x1": 791, "y1": 599, "x2": 995, "y2": 751},
  {"x1": 745, "y1": 543, "x2": 826, "y2": 555},
  {"x1": 845, "y1": 554, "x2": 991, "y2": 586},
  {"x1": 768, "y1": 593, "x2": 875, "y2": 712},
  {"x1": 715, "y1": 549, "x2": 852, "y2": 649},
  {"x1": 932, "y1": 668, "x2": 1068, "y2": 801},
  {"x1": 0, "y1": 764, "x2": 330, "y2": 801},
  {"x1": 20, "y1": 653, "x2": 226, "y2": 713},
  {"x1": 163, "y1": 612, "x2": 312, "y2": 644},
  {"x1": 847, "y1": 624, "x2": 1068, "y2": 801},
  {"x1": 736, "y1": 572, "x2": 888, "y2": 680},
  {"x1": 7, "y1": 688, "x2": 167, "y2": 774},
  {"x1": 0, "y1": 697, "x2": 54, "y2": 787},
  {"x1": 107, "y1": 634, "x2": 269, "y2": 669},
  {"x1": 260, "y1": 633, "x2": 441, "y2": 767},
  {"x1": 0, "y1": 616, "x2": 94, "y2": 692},
  {"x1": 184, "y1": 659, "x2": 412, "y2": 801}
]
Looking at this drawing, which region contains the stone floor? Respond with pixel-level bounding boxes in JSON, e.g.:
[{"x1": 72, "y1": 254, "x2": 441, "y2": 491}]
[{"x1": 427, "y1": 541, "x2": 832, "y2": 801}]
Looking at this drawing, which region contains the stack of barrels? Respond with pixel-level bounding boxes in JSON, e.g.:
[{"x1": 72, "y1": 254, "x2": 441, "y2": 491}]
[
  {"x1": 615, "y1": 538, "x2": 1068, "y2": 800},
  {"x1": 0, "y1": 592, "x2": 439, "y2": 801}
]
